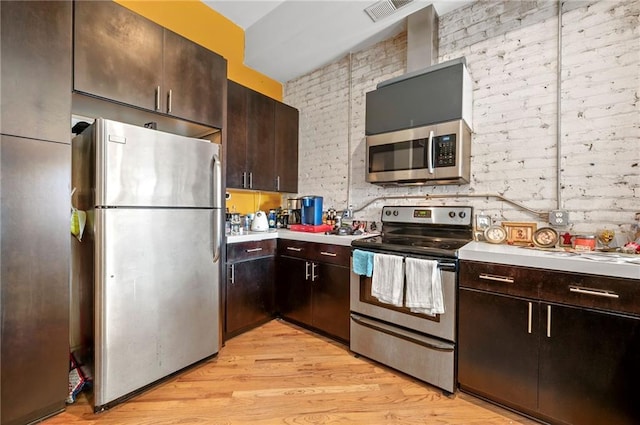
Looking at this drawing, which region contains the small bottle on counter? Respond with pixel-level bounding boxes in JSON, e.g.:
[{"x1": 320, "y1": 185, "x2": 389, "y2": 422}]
[
  {"x1": 268, "y1": 210, "x2": 276, "y2": 229},
  {"x1": 243, "y1": 215, "x2": 251, "y2": 231}
]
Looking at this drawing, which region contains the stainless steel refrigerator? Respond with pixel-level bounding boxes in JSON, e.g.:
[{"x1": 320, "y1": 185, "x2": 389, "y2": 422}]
[{"x1": 71, "y1": 118, "x2": 222, "y2": 411}]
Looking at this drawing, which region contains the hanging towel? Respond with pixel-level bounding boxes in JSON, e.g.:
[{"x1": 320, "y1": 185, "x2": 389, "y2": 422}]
[
  {"x1": 352, "y1": 249, "x2": 374, "y2": 277},
  {"x1": 405, "y1": 257, "x2": 445, "y2": 316},
  {"x1": 371, "y1": 253, "x2": 404, "y2": 307}
]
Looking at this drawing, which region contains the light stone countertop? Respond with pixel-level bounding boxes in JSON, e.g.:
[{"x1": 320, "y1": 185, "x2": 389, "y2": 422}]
[
  {"x1": 459, "y1": 241, "x2": 640, "y2": 280},
  {"x1": 226, "y1": 228, "x2": 377, "y2": 247},
  {"x1": 227, "y1": 233, "x2": 639, "y2": 279}
]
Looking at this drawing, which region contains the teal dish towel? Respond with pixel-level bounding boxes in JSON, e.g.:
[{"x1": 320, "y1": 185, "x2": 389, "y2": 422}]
[{"x1": 353, "y1": 249, "x2": 374, "y2": 277}]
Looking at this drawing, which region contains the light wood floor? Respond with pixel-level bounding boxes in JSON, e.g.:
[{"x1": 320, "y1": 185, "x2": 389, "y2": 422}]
[{"x1": 44, "y1": 320, "x2": 538, "y2": 425}]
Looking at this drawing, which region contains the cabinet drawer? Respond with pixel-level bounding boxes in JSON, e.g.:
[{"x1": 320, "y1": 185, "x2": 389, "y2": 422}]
[
  {"x1": 308, "y1": 243, "x2": 351, "y2": 267},
  {"x1": 227, "y1": 239, "x2": 276, "y2": 262},
  {"x1": 459, "y1": 261, "x2": 540, "y2": 299},
  {"x1": 278, "y1": 239, "x2": 350, "y2": 267},
  {"x1": 277, "y1": 239, "x2": 311, "y2": 259},
  {"x1": 540, "y1": 272, "x2": 640, "y2": 316}
]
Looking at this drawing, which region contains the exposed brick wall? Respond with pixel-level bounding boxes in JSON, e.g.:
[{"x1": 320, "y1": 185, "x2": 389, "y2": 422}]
[{"x1": 284, "y1": 0, "x2": 640, "y2": 238}]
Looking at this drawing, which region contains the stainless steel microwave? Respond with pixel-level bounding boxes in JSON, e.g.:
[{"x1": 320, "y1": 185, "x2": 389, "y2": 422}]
[{"x1": 366, "y1": 119, "x2": 471, "y2": 186}]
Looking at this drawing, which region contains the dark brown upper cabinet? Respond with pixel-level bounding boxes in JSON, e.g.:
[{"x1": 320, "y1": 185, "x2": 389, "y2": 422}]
[
  {"x1": 246, "y1": 88, "x2": 276, "y2": 191},
  {"x1": 73, "y1": 1, "x2": 226, "y2": 129},
  {"x1": 0, "y1": 1, "x2": 72, "y2": 143},
  {"x1": 274, "y1": 102, "x2": 299, "y2": 193},
  {"x1": 226, "y1": 81, "x2": 299, "y2": 192}
]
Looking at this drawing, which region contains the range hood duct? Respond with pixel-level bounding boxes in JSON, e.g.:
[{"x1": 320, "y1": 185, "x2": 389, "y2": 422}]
[
  {"x1": 406, "y1": 5, "x2": 439, "y2": 72},
  {"x1": 365, "y1": 5, "x2": 473, "y2": 135},
  {"x1": 363, "y1": 6, "x2": 473, "y2": 186}
]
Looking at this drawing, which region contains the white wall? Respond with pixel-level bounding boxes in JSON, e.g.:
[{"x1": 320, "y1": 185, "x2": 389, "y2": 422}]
[{"x1": 284, "y1": 0, "x2": 639, "y2": 238}]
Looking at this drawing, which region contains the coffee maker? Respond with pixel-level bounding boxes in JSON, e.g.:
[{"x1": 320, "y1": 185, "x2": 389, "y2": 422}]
[
  {"x1": 301, "y1": 196, "x2": 323, "y2": 225},
  {"x1": 287, "y1": 198, "x2": 302, "y2": 225}
]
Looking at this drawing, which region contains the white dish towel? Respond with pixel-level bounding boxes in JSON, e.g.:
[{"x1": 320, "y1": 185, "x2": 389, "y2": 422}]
[
  {"x1": 371, "y1": 253, "x2": 404, "y2": 307},
  {"x1": 404, "y1": 257, "x2": 445, "y2": 316}
]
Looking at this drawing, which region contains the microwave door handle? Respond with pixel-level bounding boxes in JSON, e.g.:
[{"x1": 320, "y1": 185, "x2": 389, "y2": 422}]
[{"x1": 427, "y1": 130, "x2": 435, "y2": 174}]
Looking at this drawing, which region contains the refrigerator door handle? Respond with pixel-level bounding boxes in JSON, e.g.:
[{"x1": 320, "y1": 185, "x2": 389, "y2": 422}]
[
  {"x1": 212, "y1": 152, "x2": 222, "y2": 209},
  {"x1": 212, "y1": 152, "x2": 222, "y2": 263}
]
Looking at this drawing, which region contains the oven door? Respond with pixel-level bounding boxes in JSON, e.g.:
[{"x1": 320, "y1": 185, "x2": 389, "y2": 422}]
[{"x1": 350, "y1": 254, "x2": 456, "y2": 343}]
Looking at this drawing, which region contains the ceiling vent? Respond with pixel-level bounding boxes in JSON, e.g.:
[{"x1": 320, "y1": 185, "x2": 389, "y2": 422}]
[{"x1": 364, "y1": 0, "x2": 414, "y2": 22}]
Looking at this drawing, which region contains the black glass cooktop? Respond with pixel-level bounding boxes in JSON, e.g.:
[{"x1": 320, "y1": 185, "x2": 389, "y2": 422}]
[{"x1": 351, "y1": 234, "x2": 470, "y2": 258}]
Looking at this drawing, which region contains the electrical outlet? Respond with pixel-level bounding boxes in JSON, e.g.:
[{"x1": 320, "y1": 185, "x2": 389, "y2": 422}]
[{"x1": 549, "y1": 210, "x2": 569, "y2": 227}]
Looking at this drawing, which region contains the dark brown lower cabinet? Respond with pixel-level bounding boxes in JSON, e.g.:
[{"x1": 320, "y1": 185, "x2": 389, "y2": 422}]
[
  {"x1": 1, "y1": 136, "x2": 70, "y2": 425},
  {"x1": 311, "y1": 262, "x2": 350, "y2": 342},
  {"x1": 277, "y1": 256, "x2": 313, "y2": 326},
  {"x1": 224, "y1": 240, "x2": 276, "y2": 340},
  {"x1": 538, "y1": 304, "x2": 640, "y2": 425},
  {"x1": 226, "y1": 257, "x2": 275, "y2": 338},
  {"x1": 459, "y1": 260, "x2": 640, "y2": 425},
  {"x1": 276, "y1": 240, "x2": 350, "y2": 343},
  {"x1": 458, "y1": 289, "x2": 539, "y2": 413}
]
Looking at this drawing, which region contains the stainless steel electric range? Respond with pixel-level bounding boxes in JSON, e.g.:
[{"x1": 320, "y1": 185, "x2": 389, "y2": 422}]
[{"x1": 350, "y1": 205, "x2": 473, "y2": 393}]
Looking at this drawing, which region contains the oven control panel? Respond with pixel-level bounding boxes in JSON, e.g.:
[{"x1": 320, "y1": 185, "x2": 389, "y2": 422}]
[{"x1": 382, "y1": 206, "x2": 473, "y2": 226}]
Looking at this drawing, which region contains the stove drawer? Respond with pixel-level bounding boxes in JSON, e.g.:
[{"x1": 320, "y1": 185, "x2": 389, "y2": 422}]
[{"x1": 350, "y1": 314, "x2": 455, "y2": 393}]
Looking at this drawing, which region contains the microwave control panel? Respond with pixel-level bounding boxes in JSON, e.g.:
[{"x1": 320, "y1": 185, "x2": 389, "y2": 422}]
[{"x1": 434, "y1": 134, "x2": 457, "y2": 167}]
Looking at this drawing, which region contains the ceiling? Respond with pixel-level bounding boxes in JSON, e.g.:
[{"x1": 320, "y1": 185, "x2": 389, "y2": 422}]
[{"x1": 203, "y1": 0, "x2": 473, "y2": 83}]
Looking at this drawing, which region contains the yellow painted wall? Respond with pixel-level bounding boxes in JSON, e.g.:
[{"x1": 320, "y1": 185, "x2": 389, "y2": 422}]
[
  {"x1": 226, "y1": 190, "x2": 282, "y2": 215},
  {"x1": 115, "y1": 0, "x2": 282, "y2": 100}
]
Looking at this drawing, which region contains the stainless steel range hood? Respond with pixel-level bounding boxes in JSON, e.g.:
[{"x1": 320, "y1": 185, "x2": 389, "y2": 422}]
[
  {"x1": 364, "y1": 6, "x2": 473, "y2": 186},
  {"x1": 365, "y1": 6, "x2": 473, "y2": 135}
]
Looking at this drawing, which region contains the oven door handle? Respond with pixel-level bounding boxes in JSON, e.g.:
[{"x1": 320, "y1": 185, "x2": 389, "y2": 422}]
[{"x1": 350, "y1": 314, "x2": 454, "y2": 352}]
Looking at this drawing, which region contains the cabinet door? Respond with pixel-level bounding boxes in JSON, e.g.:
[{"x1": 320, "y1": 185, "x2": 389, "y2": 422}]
[
  {"x1": 458, "y1": 288, "x2": 539, "y2": 412},
  {"x1": 277, "y1": 256, "x2": 312, "y2": 326},
  {"x1": 539, "y1": 304, "x2": 640, "y2": 425},
  {"x1": 274, "y1": 101, "x2": 299, "y2": 193},
  {"x1": 313, "y1": 263, "x2": 350, "y2": 342},
  {"x1": 0, "y1": 1, "x2": 71, "y2": 143},
  {"x1": 226, "y1": 257, "x2": 275, "y2": 337},
  {"x1": 163, "y1": 30, "x2": 226, "y2": 128},
  {"x1": 226, "y1": 81, "x2": 248, "y2": 189},
  {"x1": 1, "y1": 136, "x2": 70, "y2": 425},
  {"x1": 246, "y1": 90, "x2": 275, "y2": 190},
  {"x1": 74, "y1": 1, "x2": 163, "y2": 112}
]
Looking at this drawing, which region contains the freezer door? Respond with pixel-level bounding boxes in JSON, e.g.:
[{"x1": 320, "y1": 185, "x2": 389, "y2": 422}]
[
  {"x1": 94, "y1": 208, "x2": 220, "y2": 408},
  {"x1": 95, "y1": 118, "x2": 220, "y2": 208}
]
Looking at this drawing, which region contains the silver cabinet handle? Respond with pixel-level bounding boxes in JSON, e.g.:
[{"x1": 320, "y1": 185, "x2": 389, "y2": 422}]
[
  {"x1": 311, "y1": 262, "x2": 318, "y2": 281},
  {"x1": 546, "y1": 305, "x2": 552, "y2": 338},
  {"x1": 305, "y1": 261, "x2": 310, "y2": 280},
  {"x1": 245, "y1": 247, "x2": 263, "y2": 253},
  {"x1": 155, "y1": 86, "x2": 161, "y2": 111},
  {"x1": 320, "y1": 251, "x2": 337, "y2": 257},
  {"x1": 242, "y1": 172, "x2": 247, "y2": 189},
  {"x1": 167, "y1": 89, "x2": 172, "y2": 113},
  {"x1": 229, "y1": 264, "x2": 235, "y2": 285},
  {"x1": 527, "y1": 302, "x2": 532, "y2": 334},
  {"x1": 479, "y1": 273, "x2": 514, "y2": 284},
  {"x1": 276, "y1": 176, "x2": 280, "y2": 191},
  {"x1": 249, "y1": 172, "x2": 253, "y2": 189},
  {"x1": 569, "y1": 285, "x2": 619, "y2": 299},
  {"x1": 286, "y1": 247, "x2": 302, "y2": 252}
]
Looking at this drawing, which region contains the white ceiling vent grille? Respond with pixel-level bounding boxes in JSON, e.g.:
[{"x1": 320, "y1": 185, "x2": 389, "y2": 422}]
[{"x1": 365, "y1": 0, "x2": 414, "y2": 22}]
